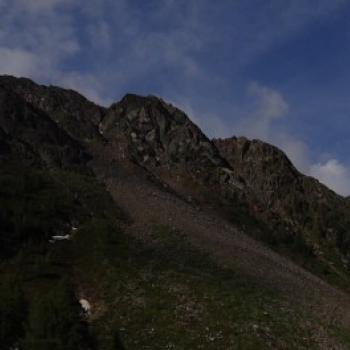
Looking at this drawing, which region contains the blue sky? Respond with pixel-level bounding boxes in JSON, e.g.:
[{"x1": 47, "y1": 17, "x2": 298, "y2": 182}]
[{"x1": 0, "y1": 0, "x2": 350, "y2": 195}]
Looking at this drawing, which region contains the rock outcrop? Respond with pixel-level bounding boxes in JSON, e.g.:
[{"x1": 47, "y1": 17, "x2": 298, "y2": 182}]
[
  {"x1": 0, "y1": 75, "x2": 105, "y2": 143},
  {"x1": 0, "y1": 84, "x2": 89, "y2": 168},
  {"x1": 214, "y1": 136, "x2": 350, "y2": 263},
  {"x1": 101, "y1": 94, "x2": 245, "y2": 202}
]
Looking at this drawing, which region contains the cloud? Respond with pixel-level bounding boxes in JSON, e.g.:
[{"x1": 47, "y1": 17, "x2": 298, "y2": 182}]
[
  {"x1": 272, "y1": 133, "x2": 311, "y2": 173},
  {"x1": 169, "y1": 81, "x2": 350, "y2": 196},
  {"x1": 170, "y1": 97, "x2": 229, "y2": 138},
  {"x1": 0, "y1": 0, "x2": 348, "y2": 195},
  {"x1": 243, "y1": 82, "x2": 289, "y2": 139},
  {"x1": 0, "y1": 0, "x2": 80, "y2": 73},
  {"x1": 58, "y1": 72, "x2": 112, "y2": 106},
  {"x1": 310, "y1": 159, "x2": 350, "y2": 196},
  {"x1": 0, "y1": 0, "x2": 346, "y2": 102},
  {"x1": 231, "y1": 82, "x2": 350, "y2": 196},
  {"x1": 248, "y1": 82, "x2": 289, "y2": 120},
  {"x1": 0, "y1": 47, "x2": 39, "y2": 77},
  {"x1": 167, "y1": 81, "x2": 349, "y2": 196},
  {"x1": 0, "y1": 0, "x2": 107, "y2": 101},
  {"x1": 0, "y1": 0, "x2": 209, "y2": 103}
]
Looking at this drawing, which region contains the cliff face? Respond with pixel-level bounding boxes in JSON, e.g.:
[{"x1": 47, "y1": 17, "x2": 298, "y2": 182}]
[
  {"x1": 213, "y1": 137, "x2": 302, "y2": 209},
  {"x1": 2, "y1": 75, "x2": 350, "y2": 349},
  {"x1": 0, "y1": 75, "x2": 105, "y2": 142},
  {"x1": 214, "y1": 136, "x2": 350, "y2": 263},
  {"x1": 0, "y1": 83, "x2": 89, "y2": 169},
  {"x1": 100, "y1": 94, "x2": 246, "y2": 207}
]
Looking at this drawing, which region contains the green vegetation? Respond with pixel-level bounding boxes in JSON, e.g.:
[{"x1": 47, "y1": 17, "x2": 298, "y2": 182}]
[
  {"x1": 1, "y1": 162, "x2": 349, "y2": 349},
  {"x1": 0, "y1": 271, "x2": 96, "y2": 350},
  {"x1": 22, "y1": 279, "x2": 95, "y2": 350},
  {"x1": 73, "y1": 223, "x2": 326, "y2": 349},
  {"x1": 0, "y1": 275, "x2": 27, "y2": 350},
  {"x1": 0, "y1": 162, "x2": 122, "y2": 349}
]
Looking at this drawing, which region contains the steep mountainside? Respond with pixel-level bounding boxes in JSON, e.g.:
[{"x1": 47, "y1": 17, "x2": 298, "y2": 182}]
[
  {"x1": 0, "y1": 75, "x2": 105, "y2": 142},
  {"x1": 100, "y1": 94, "x2": 245, "y2": 201},
  {"x1": 214, "y1": 137, "x2": 350, "y2": 278},
  {"x1": 1, "y1": 75, "x2": 350, "y2": 349},
  {"x1": 0, "y1": 84, "x2": 89, "y2": 169}
]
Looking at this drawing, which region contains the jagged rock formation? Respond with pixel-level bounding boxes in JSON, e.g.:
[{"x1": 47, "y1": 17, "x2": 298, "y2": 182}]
[
  {"x1": 0, "y1": 75, "x2": 105, "y2": 142},
  {"x1": 100, "y1": 94, "x2": 245, "y2": 204},
  {"x1": 0, "y1": 84, "x2": 89, "y2": 168},
  {"x1": 214, "y1": 136, "x2": 302, "y2": 209},
  {"x1": 214, "y1": 136, "x2": 350, "y2": 264}
]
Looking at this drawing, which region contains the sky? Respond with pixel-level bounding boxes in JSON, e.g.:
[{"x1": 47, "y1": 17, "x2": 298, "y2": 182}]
[{"x1": 0, "y1": 0, "x2": 350, "y2": 196}]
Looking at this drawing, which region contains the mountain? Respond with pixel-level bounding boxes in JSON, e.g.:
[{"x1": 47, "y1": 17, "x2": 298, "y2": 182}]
[
  {"x1": 214, "y1": 137, "x2": 350, "y2": 273},
  {"x1": 1, "y1": 75, "x2": 350, "y2": 349},
  {"x1": 0, "y1": 83, "x2": 91, "y2": 168},
  {"x1": 0, "y1": 75, "x2": 105, "y2": 143}
]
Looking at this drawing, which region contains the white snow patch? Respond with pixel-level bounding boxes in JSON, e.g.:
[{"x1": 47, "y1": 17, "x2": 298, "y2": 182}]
[
  {"x1": 79, "y1": 299, "x2": 91, "y2": 314},
  {"x1": 51, "y1": 234, "x2": 71, "y2": 241}
]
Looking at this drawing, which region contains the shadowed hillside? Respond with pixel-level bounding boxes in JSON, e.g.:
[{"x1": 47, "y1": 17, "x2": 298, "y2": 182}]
[{"x1": 1, "y1": 75, "x2": 350, "y2": 349}]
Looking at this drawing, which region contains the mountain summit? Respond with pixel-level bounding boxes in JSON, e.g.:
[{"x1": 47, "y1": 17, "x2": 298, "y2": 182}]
[{"x1": 1, "y1": 76, "x2": 350, "y2": 349}]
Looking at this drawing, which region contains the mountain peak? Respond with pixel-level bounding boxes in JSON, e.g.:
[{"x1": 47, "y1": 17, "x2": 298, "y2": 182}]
[
  {"x1": 0, "y1": 75, "x2": 105, "y2": 142},
  {"x1": 119, "y1": 93, "x2": 160, "y2": 104},
  {"x1": 114, "y1": 93, "x2": 184, "y2": 122}
]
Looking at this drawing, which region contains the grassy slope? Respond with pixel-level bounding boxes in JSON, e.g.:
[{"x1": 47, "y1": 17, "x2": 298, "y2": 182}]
[
  {"x1": 1, "y1": 163, "x2": 350, "y2": 349},
  {"x1": 0, "y1": 163, "x2": 123, "y2": 349},
  {"x1": 74, "y1": 222, "x2": 350, "y2": 350}
]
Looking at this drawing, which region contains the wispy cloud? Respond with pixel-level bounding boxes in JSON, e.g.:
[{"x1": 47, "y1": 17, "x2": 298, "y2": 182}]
[
  {"x1": 0, "y1": 0, "x2": 346, "y2": 99},
  {"x1": 310, "y1": 159, "x2": 350, "y2": 196},
  {"x1": 0, "y1": 47, "x2": 39, "y2": 77},
  {"x1": 0, "y1": 0, "x2": 79, "y2": 74},
  {"x1": 0, "y1": 0, "x2": 348, "y2": 194},
  {"x1": 239, "y1": 82, "x2": 289, "y2": 139},
  {"x1": 232, "y1": 82, "x2": 349, "y2": 195},
  {"x1": 174, "y1": 80, "x2": 349, "y2": 196}
]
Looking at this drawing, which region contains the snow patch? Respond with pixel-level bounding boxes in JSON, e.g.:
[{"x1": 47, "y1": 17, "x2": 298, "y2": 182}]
[
  {"x1": 79, "y1": 299, "x2": 91, "y2": 314},
  {"x1": 51, "y1": 234, "x2": 71, "y2": 241}
]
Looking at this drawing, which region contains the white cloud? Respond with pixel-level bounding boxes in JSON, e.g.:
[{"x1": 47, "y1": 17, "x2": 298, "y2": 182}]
[
  {"x1": 0, "y1": 0, "x2": 106, "y2": 102},
  {"x1": 248, "y1": 82, "x2": 289, "y2": 120},
  {"x1": 310, "y1": 159, "x2": 350, "y2": 196},
  {"x1": 170, "y1": 97, "x2": 229, "y2": 138},
  {"x1": 228, "y1": 82, "x2": 350, "y2": 196},
  {"x1": 242, "y1": 82, "x2": 289, "y2": 139},
  {"x1": 0, "y1": 0, "x2": 207, "y2": 103},
  {"x1": 57, "y1": 72, "x2": 112, "y2": 106},
  {"x1": 0, "y1": 0, "x2": 79, "y2": 66},
  {"x1": 169, "y1": 82, "x2": 350, "y2": 197},
  {"x1": 0, "y1": 0, "x2": 346, "y2": 103},
  {"x1": 0, "y1": 47, "x2": 39, "y2": 77},
  {"x1": 0, "y1": 0, "x2": 348, "y2": 195},
  {"x1": 273, "y1": 133, "x2": 311, "y2": 173}
]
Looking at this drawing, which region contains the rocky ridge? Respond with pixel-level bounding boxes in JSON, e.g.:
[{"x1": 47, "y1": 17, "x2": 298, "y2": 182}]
[
  {"x1": 0, "y1": 83, "x2": 89, "y2": 168},
  {"x1": 1, "y1": 75, "x2": 350, "y2": 349},
  {"x1": 2, "y1": 75, "x2": 350, "y2": 273},
  {"x1": 214, "y1": 136, "x2": 350, "y2": 269},
  {"x1": 0, "y1": 75, "x2": 105, "y2": 143}
]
